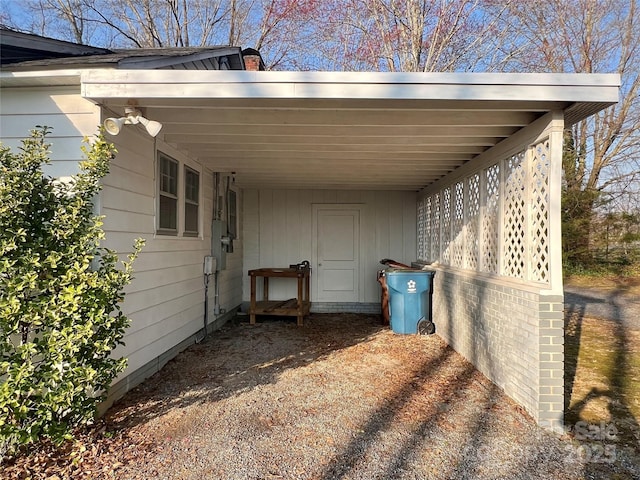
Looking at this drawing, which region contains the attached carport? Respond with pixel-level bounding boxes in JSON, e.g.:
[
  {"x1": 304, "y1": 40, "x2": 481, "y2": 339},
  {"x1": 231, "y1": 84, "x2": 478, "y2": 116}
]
[
  {"x1": 81, "y1": 71, "x2": 618, "y2": 190},
  {"x1": 81, "y1": 70, "x2": 619, "y2": 430}
]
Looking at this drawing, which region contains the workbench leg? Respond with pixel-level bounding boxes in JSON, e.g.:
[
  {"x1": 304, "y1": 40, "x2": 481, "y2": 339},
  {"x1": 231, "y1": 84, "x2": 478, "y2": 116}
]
[
  {"x1": 305, "y1": 275, "x2": 310, "y2": 303},
  {"x1": 297, "y1": 277, "x2": 304, "y2": 326},
  {"x1": 250, "y1": 275, "x2": 257, "y2": 324}
]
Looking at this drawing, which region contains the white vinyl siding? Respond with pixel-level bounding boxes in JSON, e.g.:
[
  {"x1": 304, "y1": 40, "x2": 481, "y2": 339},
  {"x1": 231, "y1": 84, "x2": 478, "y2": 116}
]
[
  {"x1": 0, "y1": 86, "x2": 243, "y2": 394},
  {"x1": 97, "y1": 130, "x2": 243, "y2": 384},
  {"x1": 0, "y1": 86, "x2": 100, "y2": 178},
  {"x1": 242, "y1": 189, "x2": 416, "y2": 303}
]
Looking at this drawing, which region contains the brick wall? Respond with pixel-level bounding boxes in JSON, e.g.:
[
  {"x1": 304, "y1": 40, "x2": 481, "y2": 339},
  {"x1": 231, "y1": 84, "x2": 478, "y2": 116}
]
[
  {"x1": 242, "y1": 53, "x2": 264, "y2": 71},
  {"x1": 311, "y1": 302, "x2": 381, "y2": 314},
  {"x1": 241, "y1": 301, "x2": 381, "y2": 315},
  {"x1": 432, "y1": 268, "x2": 564, "y2": 430}
]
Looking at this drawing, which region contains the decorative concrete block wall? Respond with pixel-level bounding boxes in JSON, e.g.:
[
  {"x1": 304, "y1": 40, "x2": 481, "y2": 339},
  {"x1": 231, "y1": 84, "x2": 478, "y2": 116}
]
[
  {"x1": 537, "y1": 293, "x2": 566, "y2": 427},
  {"x1": 240, "y1": 301, "x2": 382, "y2": 316},
  {"x1": 416, "y1": 113, "x2": 566, "y2": 430},
  {"x1": 311, "y1": 302, "x2": 381, "y2": 314},
  {"x1": 431, "y1": 270, "x2": 564, "y2": 429}
]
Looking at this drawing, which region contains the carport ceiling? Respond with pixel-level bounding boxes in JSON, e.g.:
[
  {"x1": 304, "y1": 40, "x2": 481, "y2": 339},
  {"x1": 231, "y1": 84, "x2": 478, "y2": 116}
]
[{"x1": 82, "y1": 71, "x2": 619, "y2": 191}]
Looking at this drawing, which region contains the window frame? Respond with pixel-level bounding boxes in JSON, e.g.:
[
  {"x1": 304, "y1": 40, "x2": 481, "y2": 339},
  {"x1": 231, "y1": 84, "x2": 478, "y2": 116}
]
[
  {"x1": 183, "y1": 165, "x2": 200, "y2": 237},
  {"x1": 157, "y1": 152, "x2": 179, "y2": 236}
]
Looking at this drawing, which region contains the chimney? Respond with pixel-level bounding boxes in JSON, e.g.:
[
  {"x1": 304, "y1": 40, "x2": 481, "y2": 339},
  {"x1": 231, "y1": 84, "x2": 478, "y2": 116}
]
[{"x1": 241, "y1": 48, "x2": 265, "y2": 71}]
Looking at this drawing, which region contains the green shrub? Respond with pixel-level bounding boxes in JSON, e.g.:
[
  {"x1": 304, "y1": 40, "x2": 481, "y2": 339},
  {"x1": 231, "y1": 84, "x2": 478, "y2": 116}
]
[
  {"x1": 0, "y1": 128, "x2": 144, "y2": 459},
  {"x1": 563, "y1": 257, "x2": 640, "y2": 278}
]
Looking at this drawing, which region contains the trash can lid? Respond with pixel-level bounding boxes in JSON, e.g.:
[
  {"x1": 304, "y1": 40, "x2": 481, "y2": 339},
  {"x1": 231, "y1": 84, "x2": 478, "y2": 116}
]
[{"x1": 385, "y1": 268, "x2": 435, "y2": 277}]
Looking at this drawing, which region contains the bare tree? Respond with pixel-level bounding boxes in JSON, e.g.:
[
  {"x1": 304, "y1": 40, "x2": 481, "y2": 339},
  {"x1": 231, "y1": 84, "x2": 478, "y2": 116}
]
[
  {"x1": 3, "y1": 0, "x2": 93, "y2": 44},
  {"x1": 70, "y1": 0, "x2": 230, "y2": 47},
  {"x1": 4, "y1": 1, "x2": 637, "y2": 264},
  {"x1": 309, "y1": 0, "x2": 514, "y2": 72},
  {"x1": 207, "y1": 0, "x2": 321, "y2": 69},
  {"x1": 4, "y1": 0, "x2": 321, "y2": 67},
  {"x1": 49, "y1": 0, "x2": 87, "y2": 43},
  {"x1": 492, "y1": 0, "x2": 640, "y2": 262}
]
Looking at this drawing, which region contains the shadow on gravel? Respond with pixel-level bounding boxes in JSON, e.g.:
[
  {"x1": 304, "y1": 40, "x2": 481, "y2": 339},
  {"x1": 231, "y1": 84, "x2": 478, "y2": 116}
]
[
  {"x1": 564, "y1": 296, "x2": 587, "y2": 414},
  {"x1": 104, "y1": 313, "x2": 386, "y2": 433},
  {"x1": 318, "y1": 346, "x2": 502, "y2": 480},
  {"x1": 564, "y1": 285, "x2": 640, "y2": 473},
  {"x1": 97, "y1": 304, "x2": 639, "y2": 478}
]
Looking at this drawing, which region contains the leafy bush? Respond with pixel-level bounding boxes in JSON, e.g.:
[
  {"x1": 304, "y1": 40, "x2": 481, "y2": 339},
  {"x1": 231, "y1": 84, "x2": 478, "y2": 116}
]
[
  {"x1": 0, "y1": 128, "x2": 144, "y2": 459},
  {"x1": 563, "y1": 257, "x2": 640, "y2": 278}
]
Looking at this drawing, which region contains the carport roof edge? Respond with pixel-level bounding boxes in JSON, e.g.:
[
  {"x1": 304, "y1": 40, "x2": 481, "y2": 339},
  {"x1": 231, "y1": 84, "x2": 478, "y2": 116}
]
[
  {"x1": 1, "y1": 69, "x2": 620, "y2": 190},
  {"x1": 79, "y1": 70, "x2": 620, "y2": 106}
]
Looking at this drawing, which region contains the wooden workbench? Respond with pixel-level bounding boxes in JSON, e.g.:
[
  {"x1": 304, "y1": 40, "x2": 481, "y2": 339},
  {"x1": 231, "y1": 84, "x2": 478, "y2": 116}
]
[{"x1": 248, "y1": 267, "x2": 311, "y2": 326}]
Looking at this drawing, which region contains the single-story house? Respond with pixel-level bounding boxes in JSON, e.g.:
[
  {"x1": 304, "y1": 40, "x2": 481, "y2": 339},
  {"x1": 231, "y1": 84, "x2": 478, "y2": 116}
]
[{"x1": 0, "y1": 28, "x2": 620, "y2": 431}]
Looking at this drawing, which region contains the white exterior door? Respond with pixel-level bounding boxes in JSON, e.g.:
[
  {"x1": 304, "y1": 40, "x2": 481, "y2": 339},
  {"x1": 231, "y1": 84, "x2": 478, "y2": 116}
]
[{"x1": 313, "y1": 205, "x2": 361, "y2": 302}]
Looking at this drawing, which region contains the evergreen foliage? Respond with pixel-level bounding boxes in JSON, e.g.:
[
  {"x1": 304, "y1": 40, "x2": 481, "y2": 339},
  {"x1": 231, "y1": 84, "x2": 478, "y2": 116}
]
[{"x1": 0, "y1": 128, "x2": 144, "y2": 458}]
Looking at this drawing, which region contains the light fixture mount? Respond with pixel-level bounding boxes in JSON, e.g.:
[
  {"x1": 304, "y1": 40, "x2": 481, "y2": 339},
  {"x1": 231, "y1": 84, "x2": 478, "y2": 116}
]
[{"x1": 103, "y1": 104, "x2": 163, "y2": 137}]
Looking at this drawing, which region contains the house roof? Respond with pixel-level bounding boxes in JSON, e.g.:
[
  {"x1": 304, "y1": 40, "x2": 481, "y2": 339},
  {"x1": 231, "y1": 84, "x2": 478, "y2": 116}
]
[
  {"x1": 0, "y1": 27, "x2": 109, "y2": 64},
  {"x1": 0, "y1": 27, "x2": 247, "y2": 70},
  {"x1": 3, "y1": 46, "x2": 247, "y2": 71}
]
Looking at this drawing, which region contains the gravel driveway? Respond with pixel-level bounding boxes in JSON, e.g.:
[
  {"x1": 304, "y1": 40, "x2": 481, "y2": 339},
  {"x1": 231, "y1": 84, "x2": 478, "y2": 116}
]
[
  {"x1": 59, "y1": 313, "x2": 635, "y2": 480},
  {"x1": 564, "y1": 286, "x2": 640, "y2": 331}
]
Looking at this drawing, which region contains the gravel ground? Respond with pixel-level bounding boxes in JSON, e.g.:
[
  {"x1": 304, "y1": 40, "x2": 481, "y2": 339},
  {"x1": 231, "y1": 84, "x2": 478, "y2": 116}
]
[{"x1": 19, "y1": 313, "x2": 630, "y2": 480}]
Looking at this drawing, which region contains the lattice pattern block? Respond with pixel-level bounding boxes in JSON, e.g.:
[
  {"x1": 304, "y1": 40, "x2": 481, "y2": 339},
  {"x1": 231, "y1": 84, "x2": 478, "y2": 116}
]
[
  {"x1": 441, "y1": 187, "x2": 452, "y2": 264},
  {"x1": 503, "y1": 151, "x2": 527, "y2": 279},
  {"x1": 481, "y1": 163, "x2": 500, "y2": 273},
  {"x1": 431, "y1": 194, "x2": 441, "y2": 262},
  {"x1": 465, "y1": 173, "x2": 480, "y2": 270},
  {"x1": 530, "y1": 139, "x2": 550, "y2": 283},
  {"x1": 424, "y1": 196, "x2": 432, "y2": 261},
  {"x1": 420, "y1": 139, "x2": 553, "y2": 285},
  {"x1": 417, "y1": 198, "x2": 425, "y2": 260},
  {"x1": 452, "y1": 181, "x2": 464, "y2": 267}
]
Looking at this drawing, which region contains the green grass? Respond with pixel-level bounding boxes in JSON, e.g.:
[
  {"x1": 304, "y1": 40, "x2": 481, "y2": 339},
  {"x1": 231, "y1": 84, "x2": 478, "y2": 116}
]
[
  {"x1": 565, "y1": 313, "x2": 640, "y2": 450},
  {"x1": 564, "y1": 258, "x2": 640, "y2": 277},
  {"x1": 564, "y1": 260, "x2": 640, "y2": 297}
]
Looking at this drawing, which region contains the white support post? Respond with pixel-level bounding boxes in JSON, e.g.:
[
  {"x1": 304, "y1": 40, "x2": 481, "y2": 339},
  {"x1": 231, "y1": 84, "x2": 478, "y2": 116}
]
[
  {"x1": 546, "y1": 111, "x2": 565, "y2": 295},
  {"x1": 523, "y1": 143, "x2": 532, "y2": 282},
  {"x1": 497, "y1": 157, "x2": 506, "y2": 277},
  {"x1": 478, "y1": 169, "x2": 487, "y2": 273}
]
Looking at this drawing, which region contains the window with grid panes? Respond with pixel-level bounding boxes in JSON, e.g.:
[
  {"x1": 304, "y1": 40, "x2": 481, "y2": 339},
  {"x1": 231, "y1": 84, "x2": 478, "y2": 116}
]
[
  {"x1": 158, "y1": 153, "x2": 178, "y2": 234},
  {"x1": 184, "y1": 166, "x2": 199, "y2": 236}
]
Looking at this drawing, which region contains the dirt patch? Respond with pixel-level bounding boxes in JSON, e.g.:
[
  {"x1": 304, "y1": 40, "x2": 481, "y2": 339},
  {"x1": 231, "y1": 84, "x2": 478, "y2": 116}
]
[
  {"x1": 3, "y1": 313, "x2": 639, "y2": 479},
  {"x1": 565, "y1": 313, "x2": 640, "y2": 449},
  {"x1": 564, "y1": 275, "x2": 640, "y2": 297}
]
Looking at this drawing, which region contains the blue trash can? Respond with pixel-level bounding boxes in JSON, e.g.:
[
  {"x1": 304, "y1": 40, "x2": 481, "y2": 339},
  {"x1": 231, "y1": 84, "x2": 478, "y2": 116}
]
[{"x1": 385, "y1": 268, "x2": 435, "y2": 335}]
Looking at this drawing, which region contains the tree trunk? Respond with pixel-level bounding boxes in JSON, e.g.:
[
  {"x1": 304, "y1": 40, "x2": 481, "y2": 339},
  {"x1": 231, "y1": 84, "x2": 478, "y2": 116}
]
[{"x1": 562, "y1": 129, "x2": 599, "y2": 264}]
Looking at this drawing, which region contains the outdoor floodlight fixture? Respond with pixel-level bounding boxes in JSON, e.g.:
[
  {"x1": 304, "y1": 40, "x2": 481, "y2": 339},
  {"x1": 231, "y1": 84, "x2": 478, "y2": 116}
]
[{"x1": 104, "y1": 106, "x2": 163, "y2": 137}]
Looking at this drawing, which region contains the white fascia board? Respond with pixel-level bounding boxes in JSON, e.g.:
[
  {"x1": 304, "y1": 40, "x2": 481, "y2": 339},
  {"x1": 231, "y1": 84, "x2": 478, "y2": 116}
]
[
  {"x1": 81, "y1": 69, "x2": 620, "y2": 104},
  {"x1": 0, "y1": 69, "x2": 84, "y2": 87}
]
